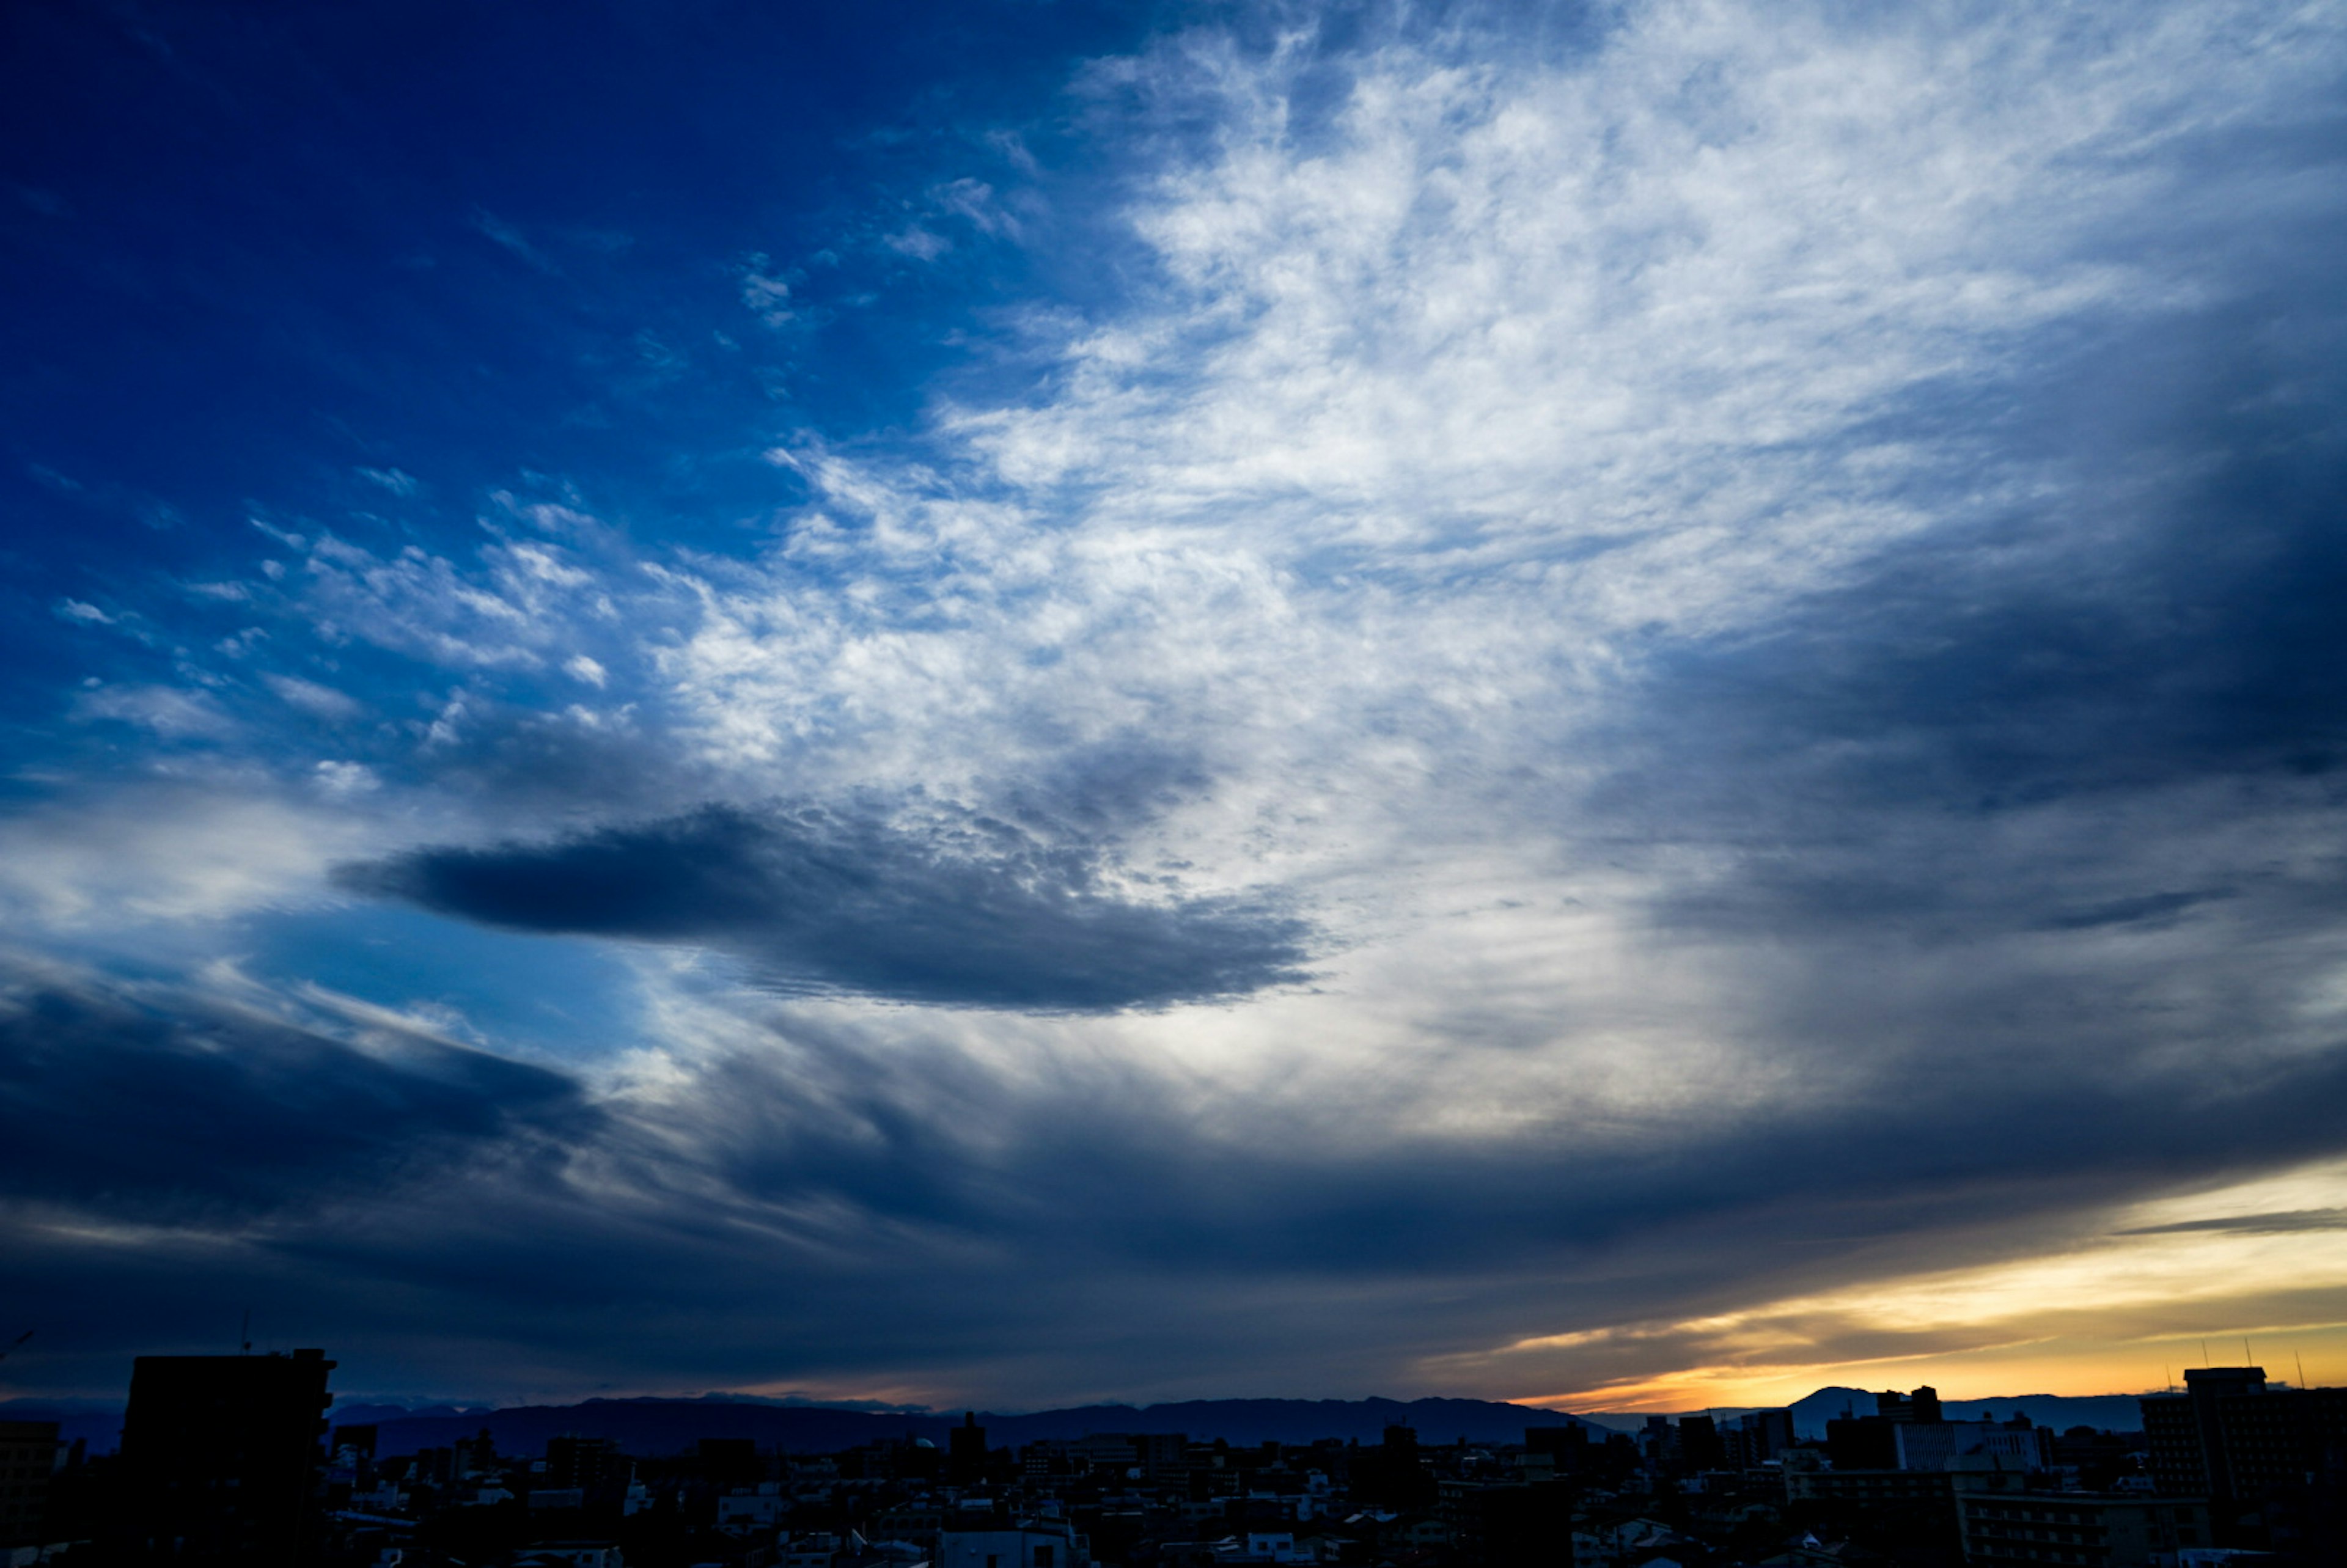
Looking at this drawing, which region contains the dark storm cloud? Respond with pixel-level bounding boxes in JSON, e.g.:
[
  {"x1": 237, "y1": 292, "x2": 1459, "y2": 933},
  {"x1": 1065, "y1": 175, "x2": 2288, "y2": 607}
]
[
  {"x1": 656, "y1": 1014, "x2": 2347, "y2": 1281},
  {"x1": 335, "y1": 803, "x2": 1312, "y2": 1011},
  {"x1": 2032, "y1": 890, "x2": 2233, "y2": 932},
  {"x1": 0, "y1": 963, "x2": 590, "y2": 1220},
  {"x1": 992, "y1": 736, "x2": 1216, "y2": 840},
  {"x1": 1597, "y1": 281, "x2": 2347, "y2": 945},
  {"x1": 18, "y1": 977, "x2": 2347, "y2": 1404}
]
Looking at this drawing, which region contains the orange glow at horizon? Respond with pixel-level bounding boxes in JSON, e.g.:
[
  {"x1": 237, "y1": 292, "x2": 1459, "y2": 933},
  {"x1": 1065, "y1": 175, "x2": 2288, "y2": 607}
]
[
  {"x1": 1510, "y1": 1324, "x2": 2347, "y2": 1414},
  {"x1": 1472, "y1": 1157, "x2": 2347, "y2": 1413}
]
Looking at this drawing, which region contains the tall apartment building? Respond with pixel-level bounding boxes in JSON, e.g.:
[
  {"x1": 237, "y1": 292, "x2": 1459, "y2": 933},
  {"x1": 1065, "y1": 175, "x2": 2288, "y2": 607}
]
[
  {"x1": 114, "y1": 1347, "x2": 336, "y2": 1566},
  {"x1": 1876, "y1": 1385, "x2": 1944, "y2": 1424},
  {"x1": 0, "y1": 1420, "x2": 58, "y2": 1548},
  {"x1": 949, "y1": 1412, "x2": 990, "y2": 1486},
  {"x1": 1722, "y1": 1409, "x2": 1794, "y2": 1468},
  {"x1": 545, "y1": 1434, "x2": 628, "y2": 1501},
  {"x1": 2142, "y1": 1366, "x2": 2265, "y2": 1504},
  {"x1": 1894, "y1": 1420, "x2": 2052, "y2": 1473},
  {"x1": 2141, "y1": 1367, "x2": 2347, "y2": 1503},
  {"x1": 2215, "y1": 1385, "x2": 2347, "y2": 1497}
]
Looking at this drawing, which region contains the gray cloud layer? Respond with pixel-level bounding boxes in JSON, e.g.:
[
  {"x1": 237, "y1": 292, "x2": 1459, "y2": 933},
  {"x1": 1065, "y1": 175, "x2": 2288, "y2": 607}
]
[
  {"x1": 7, "y1": 940, "x2": 2347, "y2": 1401},
  {"x1": 0, "y1": 965, "x2": 591, "y2": 1221},
  {"x1": 337, "y1": 804, "x2": 1313, "y2": 1011}
]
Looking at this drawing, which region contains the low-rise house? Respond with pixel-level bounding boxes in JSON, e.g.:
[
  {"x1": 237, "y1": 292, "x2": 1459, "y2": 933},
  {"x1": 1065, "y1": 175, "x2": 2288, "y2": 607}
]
[
  {"x1": 516, "y1": 1544, "x2": 625, "y2": 1568},
  {"x1": 719, "y1": 1482, "x2": 788, "y2": 1533},
  {"x1": 935, "y1": 1521, "x2": 1090, "y2": 1568},
  {"x1": 1956, "y1": 1490, "x2": 2211, "y2": 1567}
]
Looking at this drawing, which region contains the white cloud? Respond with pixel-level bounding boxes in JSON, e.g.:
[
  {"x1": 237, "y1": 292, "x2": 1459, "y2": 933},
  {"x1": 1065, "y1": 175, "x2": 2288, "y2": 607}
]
[
  {"x1": 279, "y1": 530, "x2": 617, "y2": 671},
  {"x1": 264, "y1": 673, "x2": 365, "y2": 721},
  {"x1": 883, "y1": 225, "x2": 952, "y2": 261},
  {"x1": 72, "y1": 684, "x2": 239, "y2": 739},
  {"x1": 0, "y1": 786, "x2": 371, "y2": 926},
  {"x1": 740, "y1": 256, "x2": 796, "y2": 326},
  {"x1": 931, "y1": 177, "x2": 1020, "y2": 239},
  {"x1": 314, "y1": 760, "x2": 381, "y2": 796},
  {"x1": 358, "y1": 466, "x2": 420, "y2": 497},
  {"x1": 647, "y1": 0, "x2": 2343, "y2": 879},
  {"x1": 472, "y1": 207, "x2": 554, "y2": 272}
]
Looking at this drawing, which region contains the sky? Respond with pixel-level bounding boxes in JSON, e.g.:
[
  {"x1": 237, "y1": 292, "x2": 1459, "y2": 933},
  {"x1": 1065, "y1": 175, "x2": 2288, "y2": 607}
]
[{"x1": 3, "y1": 0, "x2": 2346, "y2": 1416}]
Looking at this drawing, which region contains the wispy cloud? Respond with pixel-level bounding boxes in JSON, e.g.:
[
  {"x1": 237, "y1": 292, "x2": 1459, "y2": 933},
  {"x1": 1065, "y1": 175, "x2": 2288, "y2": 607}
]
[
  {"x1": 358, "y1": 466, "x2": 420, "y2": 497},
  {"x1": 470, "y1": 207, "x2": 554, "y2": 272},
  {"x1": 71, "y1": 684, "x2": 240, "y2": 741}
]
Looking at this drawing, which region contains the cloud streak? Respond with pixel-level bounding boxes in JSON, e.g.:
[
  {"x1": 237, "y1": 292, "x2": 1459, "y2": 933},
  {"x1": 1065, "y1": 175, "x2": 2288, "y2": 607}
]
[
  {"x1": 337, "y1": 804, "x2": 1313, "y2": 1011},
  {"x1": 0, "y1": 957, "x2": 592, "y2": 1223}
]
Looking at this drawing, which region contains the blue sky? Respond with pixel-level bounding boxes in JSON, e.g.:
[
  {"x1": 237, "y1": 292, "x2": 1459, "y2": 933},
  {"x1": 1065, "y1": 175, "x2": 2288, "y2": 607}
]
[{"x1": 6, "y1": 0, "x2": 2347, "y2": 1413}]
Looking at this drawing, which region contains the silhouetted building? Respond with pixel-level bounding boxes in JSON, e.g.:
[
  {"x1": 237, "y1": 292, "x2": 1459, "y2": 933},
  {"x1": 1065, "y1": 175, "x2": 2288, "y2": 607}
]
[
  {"x1": 937, "y1": 1520, "x2": 1089, "y2": 1568},
  {"x1": 1787, "y1": 1467, "x2": 1954, "y2": 1506},
  {"x1": 1876, "y1": 1384, "x2": 1942, "y2": 1424},
  {"x1": 1677, "y1": 1413, "x2": 1725, "y2": 1471},
  {"x1": 2052, "y1": 1425, "x2": 2143, "y2": 1491},
  {"x1": 1066, "y1": 1430, "x2": 1185, "y2": 1481},
  {"x1": 0, "y1": 1420, "x2": 57, "y2": 1547},
  {"x1": 1825, "y1": 1388, "x2": 2057, "y2": 1478},
  {"x1": 1444, "y1": 1474, "x2": 1574, "y2": 1563},
  {"x1": 2145, "y1": 1371, "x2": 2347, "y2": 1555},
  {"x1": 2211, "y1": 1383, "x2": 2347, "y2": 1498},
  {"x1": 1956, "y1": 1489, "x2": 2208, "y2": 1566},
  {"x1": 1521, "y1": 1418, "x2": 1596, "y2": 1474},
  {"x1": 698, "y1": 1435, "x2": 764, "y2": 1487},
  {"x1": 407, "y1": 1445, "x2": 455, "y2": 1490},
  {"x1": 1895, "y1": 1418, "x2": 2051, "y2": 1472},
  {"x1": 1826, "y1": 1412, "x2": 1899, "y2": 1471},
  {"x1": 33, "y1": 1438, "x2": 98, "y2": 1549},
  {"x1": 950, "y1": 1410, "x2": 989, "y2": 1486},
  {"x1": 1354, "y1": 1425, "x2": 1434, "y2": 1509},
  {"x1": 546, "y1": 1434, "x2": 628, "y2": 1502},
  {"x1": 1722, "y1": 1408, "x2": 1794, "y2": 1467},
  {"x1": 115, "y1": 1347, "x2": 336, "y2": 1566},
  {"x1": 1640, "y1": 1414, "x2": 1678, "y2": 1467},
  {"x1": 454, "y1": 1425, "x2": 499, "y2": 1480},
  {"x1": 2142, "y1": 1366, "x2": 2266, "y2": 1503}
]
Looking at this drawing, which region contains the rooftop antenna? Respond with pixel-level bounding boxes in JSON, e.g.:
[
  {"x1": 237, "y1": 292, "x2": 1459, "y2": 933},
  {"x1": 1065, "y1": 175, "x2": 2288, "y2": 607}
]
[
  {"x1": 2202, "y1": 1339, "x2": 2211, "y2": 1367},
  {"x1": 2297, "y1": 1351, "x2": 2308, "y2": 1390},
  {"x1": 2244, "y1": 1338, "x2": 2253, "y2": 1366}
]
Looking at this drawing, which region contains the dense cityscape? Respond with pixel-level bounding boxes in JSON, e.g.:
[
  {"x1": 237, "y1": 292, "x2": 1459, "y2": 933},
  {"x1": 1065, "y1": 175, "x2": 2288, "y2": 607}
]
[{"x1": 2, "y1": 1356, "x2": 2341, "y2": 1567}]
